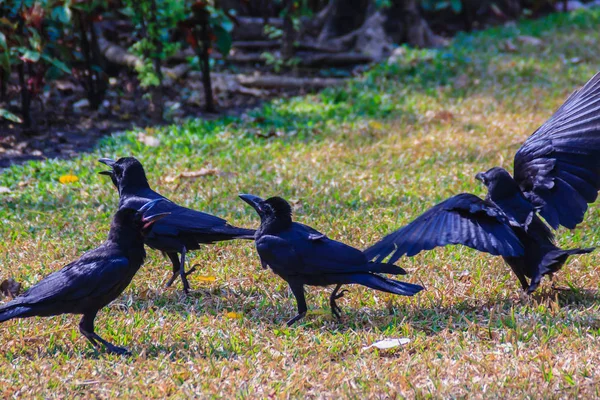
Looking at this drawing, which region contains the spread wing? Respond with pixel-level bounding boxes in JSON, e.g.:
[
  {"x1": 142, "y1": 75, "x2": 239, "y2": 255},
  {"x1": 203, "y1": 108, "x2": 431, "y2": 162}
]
[
  {"x1": 363, "y1": 194, "x2": 525, "y2": 264},
  {"x1": 513, "y1": 72, "x2": 600, "y2": 229}
]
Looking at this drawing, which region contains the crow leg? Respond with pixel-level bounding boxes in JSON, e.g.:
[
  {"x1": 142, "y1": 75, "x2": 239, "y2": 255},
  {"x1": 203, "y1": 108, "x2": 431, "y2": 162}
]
[
  {"x1": 287, "y1": 283, "x2": 307, "y2": 326},
  {"x1": 165, "y1": 252, "x2": 181, "y2": 288},
  {"x1": 527, "y1": 273, "x2": 543, "y2": 294},
  {"x1": 178, "y1": 246, "x2": 195, "y2": 294},
  {"x1": 329, "y1": 284, "x2": 350, "y2": 320},
  {"x1": 165, "y1": 250, "x2": 198, "y2": 291},
  {"x1": 79, "y1": 312, "x2": 131, "y2": 356}
]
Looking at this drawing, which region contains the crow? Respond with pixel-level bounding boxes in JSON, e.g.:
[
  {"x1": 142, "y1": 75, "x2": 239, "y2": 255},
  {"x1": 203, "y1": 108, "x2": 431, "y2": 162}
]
[
  {"x1": 239, "y1": 194, "x2": 424, "y2": 326},
  {"x1": 364, "y1": 72, "x2": 600, "y2": 293},
  {"x1": 99, "y1": 157, "x2": 255, "y2": 293},
  {"x1": 0, "y1": 199, "x2": 168, "y2": 355}
]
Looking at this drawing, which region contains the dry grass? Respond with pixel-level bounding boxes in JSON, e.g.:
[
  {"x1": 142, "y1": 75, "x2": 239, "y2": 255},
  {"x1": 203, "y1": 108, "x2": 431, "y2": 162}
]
[{"x1": 2, "y1": 9, "x2": 600, "y2": 398}]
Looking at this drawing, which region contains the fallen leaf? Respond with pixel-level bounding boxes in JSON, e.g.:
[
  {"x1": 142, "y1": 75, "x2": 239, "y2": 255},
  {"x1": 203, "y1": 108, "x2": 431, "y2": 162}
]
[
  {"x1": 369, "y1": 121, "x2": 384, "y2": 130},
  {"x1": 1, "y1": 278, "x2": 22, "y2": 298},
  {"x1": 362, "y1": 338, "x2": 411, "y2": 351},
  {"x1": 59, "y1": 174, "x2": 79, "y2": 184},
  {"x1": 0, "y1": 186, "x2": 11, "y2": 194},
  {"x1": 165, "y1": 168, "x2": 228, "y2": 183},
  {"x1": 194, "y1": 275, "x2": 217, "y2": 283},
  {"x1": 502, "y1": 39, "x2": 517, "y2": 53},
  {"x1": 224, "y1": 311, "x2": 243, "y2": 319},
  {"x1": 454, "y1": 74, "x2": 469, "y2": 89},
  {"x1": 517, "y1": 35, "x2": 543, "y2": 47},
  {"x1": 255, "y1": 129, "x2": 284, "y2": 139},
  {"x1": 136, "y1": 132, "x2": 160, "y2": 147}
]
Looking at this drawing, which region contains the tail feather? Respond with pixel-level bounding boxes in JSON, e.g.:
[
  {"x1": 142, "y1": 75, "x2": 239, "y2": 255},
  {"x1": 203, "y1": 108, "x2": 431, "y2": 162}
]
[
  {"x1": 350, "y1": 273, "x2": 424, "y2": 296},
  {"x1": 540, "y1": 246, "x2": 595, "y2": 275},
  {"x1": 367, "y1": 262, "x2": 407, "y2": 275},
  {"x1": 0, "y1": 302, "x2": 30, "y2": 323},
  {"x1": 564, "y1": 247, "x2": 595, "y2": 256},
  {"x1": 210, "y1": 226, "x2": 256, "y2": 240}
]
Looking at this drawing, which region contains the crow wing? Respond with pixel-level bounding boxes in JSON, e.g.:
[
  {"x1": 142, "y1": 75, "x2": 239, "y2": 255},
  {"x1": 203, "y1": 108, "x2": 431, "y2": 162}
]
[
  {"x1": 513, "y1": 72, "x2": 600, "y2": 229},
  {"x1": 15, "y1": 248, "x2": 130, "y2": 306},
  {"x1": 363, "y1": 193, "x2": 525, "y2": 264},
  {"x1": 256, "y1": 223, "x2": 403, "y2": 276}
]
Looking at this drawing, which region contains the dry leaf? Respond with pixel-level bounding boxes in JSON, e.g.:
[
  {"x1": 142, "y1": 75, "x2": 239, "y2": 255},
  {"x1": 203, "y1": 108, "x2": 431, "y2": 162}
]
[
  {"x1": 502, "y1": 39, "x2": 517, "y2": 53},
  {"x1": 362, "y1": 338, "x2": 411, "y2": 351},
  {"x1": 454, "y1": 74, "x2": 469, "y2": 89},
  {"x1": 137, "y1": 132, "x2": 160, "y2": 147},
  {"x1": 194, "y1": 275, "x2": 217, "y2": 283},
  {"x1": 165, "y1": 168, "x2": 228, "y2": 183},
  {"x1": 255, "y1": 129, "x2": 284, "y2": 139},
  {"x1": 59, "y1": 175, "x2": 79, "y2": 184},
  {"x1": 224, "y1": 311, "x2": 243, "y2": 319},
  {"x1": 369, "y1": 121, "x2": 384, "y2": 130},
  {"x1": 1, "y1": 278, "x2": 22, "y2": 298},
  {"x1": 516, "y1": 35, "x2": 543, "y2": 47}
]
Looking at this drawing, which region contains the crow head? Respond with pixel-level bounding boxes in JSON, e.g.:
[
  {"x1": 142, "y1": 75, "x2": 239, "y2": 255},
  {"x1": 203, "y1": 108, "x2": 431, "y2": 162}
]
[
  {"x1": 476, "y1": 167, "x2": 521, "y2": 199},
  {"x1": 239, "y1": 194, "x2": 292, "y2": 231},
  {"x1": 99, "y1": 157, "x2": 150, "y2": 194}
]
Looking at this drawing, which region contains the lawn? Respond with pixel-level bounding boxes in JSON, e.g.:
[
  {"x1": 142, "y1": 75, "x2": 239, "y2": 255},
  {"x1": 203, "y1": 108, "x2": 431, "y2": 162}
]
[{"x1": 2, "y1": 9, "x2": 600, "y2": 398}]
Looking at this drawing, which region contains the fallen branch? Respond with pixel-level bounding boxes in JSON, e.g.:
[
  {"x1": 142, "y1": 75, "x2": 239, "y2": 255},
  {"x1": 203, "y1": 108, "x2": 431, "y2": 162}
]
[{"x1": 234, "y1": 75, "x2": 346, "y2": 89}]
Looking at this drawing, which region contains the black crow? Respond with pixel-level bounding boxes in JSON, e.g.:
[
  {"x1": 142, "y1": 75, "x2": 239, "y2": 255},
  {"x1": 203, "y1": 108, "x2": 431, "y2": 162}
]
[
  {"x1": 365, "y1": 73, "x2": 600, "y2": 293},
  {"x1": 0, "y1": 199, "x2": 168, "y2": 355},
  {"x1": 239, "y1": 194, "x2": 424, "y2": 326},
  {"x1": 99, "y1": 157, "x2": 255, "y2": 293}
]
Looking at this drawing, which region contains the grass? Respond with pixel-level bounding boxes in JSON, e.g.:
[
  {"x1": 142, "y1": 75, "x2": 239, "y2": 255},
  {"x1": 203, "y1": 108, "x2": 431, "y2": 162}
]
[{"x1": 2, "y1": 9, "x2": 600, "y2": 397}]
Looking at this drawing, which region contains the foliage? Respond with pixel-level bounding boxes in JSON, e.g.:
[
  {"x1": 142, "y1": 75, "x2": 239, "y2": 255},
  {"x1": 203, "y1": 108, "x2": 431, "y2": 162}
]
[{"x1": 1, "y1": 8, "x2": 600, "y2": 397}]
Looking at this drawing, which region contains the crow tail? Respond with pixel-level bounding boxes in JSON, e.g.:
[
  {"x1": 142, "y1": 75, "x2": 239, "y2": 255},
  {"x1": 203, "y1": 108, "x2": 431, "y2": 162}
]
[
  {"x1": 212, "y1": 226, "x2": 256, "y2": 240},
  {"x1": 367, "y1": 262, "x2": 407, "y2": 275},
  {"x1": 352, "y1": 274, "x2": 424, "y2": 296},
  {"x1": 0, "y1": 302, "x2": 29, "y2": 323}
]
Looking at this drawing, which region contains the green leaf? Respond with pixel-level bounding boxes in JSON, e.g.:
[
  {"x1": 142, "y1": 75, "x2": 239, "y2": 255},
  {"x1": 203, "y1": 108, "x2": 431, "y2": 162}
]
[
  {"x1": 0, "y1": 32, "x2": 6, "y2": 49},
  {"x1": 0, "y1": 108, "x2": 22, "y2": 123},
  {"x1": 51, "y1": 5, "x2": 72, "y2": 23},
  {"x1": 16, "y1": 48, "x2": 40, "y2": 63},
  {"x1": 41, "y1": 54, "x2": 71, "y2": 74},
  {"x1": 450, "y1": 0, "x2": 463, "y2": 13},
  {"x1": 213, "y1": 25, "x2": 232, "y2": 56}
]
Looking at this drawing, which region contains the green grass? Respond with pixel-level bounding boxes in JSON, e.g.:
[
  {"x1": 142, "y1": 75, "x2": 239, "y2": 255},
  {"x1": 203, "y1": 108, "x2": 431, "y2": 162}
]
[{"x1": 2, "y1": 9, "x2": 600, "y2": 397}]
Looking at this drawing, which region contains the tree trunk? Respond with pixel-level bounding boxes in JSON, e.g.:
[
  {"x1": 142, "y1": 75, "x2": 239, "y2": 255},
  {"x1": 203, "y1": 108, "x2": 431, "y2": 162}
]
[
  {"x1": 282, "y1": 0, "x2": 295, "y2": 60},
  {"x1": 318, "y1": 0, "x2": 370, "y2": 42},
  {"x1": 197, "y1": 9, "x2": 215, "y2": 113}
]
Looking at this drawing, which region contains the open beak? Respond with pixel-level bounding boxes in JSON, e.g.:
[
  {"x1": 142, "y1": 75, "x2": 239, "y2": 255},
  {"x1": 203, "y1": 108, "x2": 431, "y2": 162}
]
[
  {"x1": 475, "y1": 172, "x2": 485, "y2": 183},
  {"x1": 98, "y1": 158, "x2": 116, "y2": 167},
  {"x1": 139, "y1": 198, "x2": 169, "y2": 229},
  {"x1": 98, "y1": 158, "x2": 116, "y2": 176},
  {"x1": 239, "y1": 194, "x2": 264, "y2": 213},
  {"x1": 142, "y1": 212, "x2": 170, "y2": 230}
]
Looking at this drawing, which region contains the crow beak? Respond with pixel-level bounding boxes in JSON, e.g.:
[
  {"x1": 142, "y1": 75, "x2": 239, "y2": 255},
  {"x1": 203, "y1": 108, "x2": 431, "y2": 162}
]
[
  {"x1": 239, "y1": 194, "x2": 264, "y2": 213},
  {"x1": 142, "y1": 212, "x2": 170, "y2": 230},
  {"x1": 98, "y1": 170, "x2": 113, "y2": 176},
  {"x1": 98, "y1": 157, "x2": 116, "y2": 166},
  {"x1": 475, "y1": 172, "x2": 485, "y2": 184},
  {"x1": 139, "y1": 199, "x2": 169, "y2": 229}
]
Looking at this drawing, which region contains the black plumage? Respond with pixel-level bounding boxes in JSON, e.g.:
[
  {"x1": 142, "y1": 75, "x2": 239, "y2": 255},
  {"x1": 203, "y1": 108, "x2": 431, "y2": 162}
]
[
  {"x1": 365, "y1": 73, "x2": 600, "y2": 293},
  {"x1": 240, "y1": 194, "x2": 424, "y2": 326},
  {"x1": 0, "y1": 199, "x2": 168, "y2": 355},
  {"x1": 99, "y1": 157, "x2": 255, "y2": 293}
]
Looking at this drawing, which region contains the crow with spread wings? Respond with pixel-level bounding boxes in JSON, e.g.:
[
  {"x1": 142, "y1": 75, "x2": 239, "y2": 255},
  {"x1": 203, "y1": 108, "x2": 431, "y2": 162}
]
[{"x1": 365, "y1": 73, "x2": 600, "y2": 293}]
